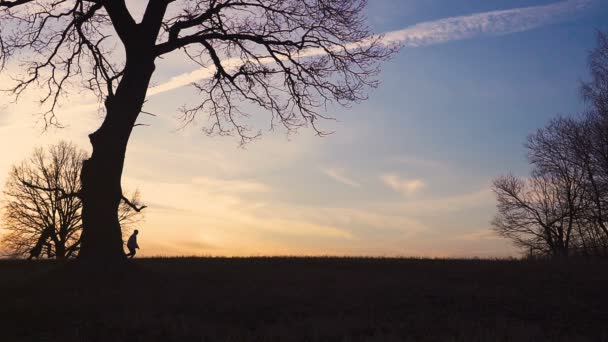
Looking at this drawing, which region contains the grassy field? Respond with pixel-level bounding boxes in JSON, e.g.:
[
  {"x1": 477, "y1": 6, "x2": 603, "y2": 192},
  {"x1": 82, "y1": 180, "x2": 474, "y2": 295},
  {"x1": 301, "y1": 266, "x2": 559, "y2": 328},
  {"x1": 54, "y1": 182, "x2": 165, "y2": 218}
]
[{"x1": 0, "y1": 257, "x2": 607, "y2": 341}]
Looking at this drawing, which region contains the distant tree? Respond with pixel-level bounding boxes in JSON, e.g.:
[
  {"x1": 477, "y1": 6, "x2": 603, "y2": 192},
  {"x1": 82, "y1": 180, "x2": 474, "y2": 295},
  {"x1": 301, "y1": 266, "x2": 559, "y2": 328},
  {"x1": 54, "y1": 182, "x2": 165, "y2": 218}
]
[
  {"x1": 492, "y1": 31, "x2": 608, "y2": 258},
  {"x1": 558, "y1": 115, "x2": 608, "y2": 255},
  {"x1": 577, "y1": 32, "x2": 608, "y2": 248},
  {"x1": 0, "y1": 0, "x2": 397, "y2": 262},
  {"x1": 492, "y1": 168, "x2": 587, "y2": 257},
  {"x1": 499, "y1": 115, "x2": 608, "y2": 258},
  {"x1": 1, "y1": 142, "x2": 144, "y2": 259},
  {"x1": 582, "y1": 31, "x2": 608, "y2": 119}
]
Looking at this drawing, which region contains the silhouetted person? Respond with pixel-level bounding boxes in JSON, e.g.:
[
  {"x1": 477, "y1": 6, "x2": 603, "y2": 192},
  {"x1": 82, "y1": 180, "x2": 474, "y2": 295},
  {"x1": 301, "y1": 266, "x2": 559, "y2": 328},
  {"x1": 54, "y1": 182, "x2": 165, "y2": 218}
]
[{"x1": 126, "y1": 229, "x2": 140, "y2": 259}]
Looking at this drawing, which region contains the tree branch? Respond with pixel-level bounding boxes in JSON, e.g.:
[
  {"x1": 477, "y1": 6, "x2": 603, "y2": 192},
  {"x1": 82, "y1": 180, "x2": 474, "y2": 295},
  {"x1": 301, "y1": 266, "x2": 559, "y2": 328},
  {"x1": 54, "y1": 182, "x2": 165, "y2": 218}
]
[
  {"x1": 21, "y1": 180, "x2": 81, "y2": 200},
  {"x1": 0, "y1": 0, "x2": 34, "y2": 8},
  {"x1": 101, "y1": 0, "x2": 137, "y2": 45},
  {"x1": 140, "y1": 0, "x2": 174, "y2": 47},
  {"x1": 121, "y1": 195, "x2": 147, "y2": 212}
]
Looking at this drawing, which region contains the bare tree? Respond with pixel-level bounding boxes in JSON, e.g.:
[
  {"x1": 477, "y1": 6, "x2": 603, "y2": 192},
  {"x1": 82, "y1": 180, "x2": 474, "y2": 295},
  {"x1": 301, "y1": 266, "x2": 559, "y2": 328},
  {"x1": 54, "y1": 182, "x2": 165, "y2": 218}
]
[
  {"x1": 493, "y1": 118, "x2": 590, "y2": 257},
  {"x1": 582, "y1": 31, "x2": 608, "y2": 119},
  {"x1": 0, "y1": 0, "x2": 397, "y2": 262},
  {"x1": 497, "y1": 115, "x2": 608, "y2": 258},
  {"x1": 561, "y1": 114, "x2": 608, "y2": 254},
  {"x1": 492, "y1": 168, "x2": 587, "y2": 258},
  {"x1": 1, "y1": 141, "x2": 144, "y2": 259},
  {"x1": 577, "y1": 32, "x2": 608, "y2": 246},
  {"x1": 492, "y1": 32, "x2": 608, "y2": 258}
]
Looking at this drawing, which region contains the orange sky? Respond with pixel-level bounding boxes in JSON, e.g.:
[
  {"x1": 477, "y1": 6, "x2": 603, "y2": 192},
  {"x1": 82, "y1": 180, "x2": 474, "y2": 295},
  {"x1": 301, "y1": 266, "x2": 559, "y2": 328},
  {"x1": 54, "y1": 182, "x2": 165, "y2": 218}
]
[{"x1": 2, "y1": 0, "x2": 603, "y2": 258}]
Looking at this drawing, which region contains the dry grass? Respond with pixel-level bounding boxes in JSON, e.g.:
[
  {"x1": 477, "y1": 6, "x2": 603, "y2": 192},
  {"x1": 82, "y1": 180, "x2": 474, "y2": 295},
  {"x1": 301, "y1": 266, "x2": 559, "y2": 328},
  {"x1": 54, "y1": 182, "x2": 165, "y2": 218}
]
[{"x1": 0, "y1": 257, "x2": 607, "y2": 341}]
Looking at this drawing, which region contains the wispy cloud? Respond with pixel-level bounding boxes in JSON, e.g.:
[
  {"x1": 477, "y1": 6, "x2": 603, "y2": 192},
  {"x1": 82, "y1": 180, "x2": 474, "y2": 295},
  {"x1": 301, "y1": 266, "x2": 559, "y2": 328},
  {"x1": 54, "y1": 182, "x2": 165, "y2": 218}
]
[
  {"x1": 191, "y1": 176, "x2": 272, "y2": 194},
  {"x1": 322, "y1": 167, "x2": 360, "y2": 187},
  {"x1": 147, "y1": 58, "x2": 244, "y2": 96},
  {"x1": 399, "y1": 188, "x2": 493, "y2": 215},
  {"x1": 381, "y1": 173, "x2": 426, "y2": 196},
  {"x1": 0, "y1": 0, "x2": 595, "y2": 122},
  {"x1": 455, "y1": 229, "x2": 502, "y2": 242},
  {"x1": 381, "y1": 0, "x2": 595, "y2": 47},
  {"x1": 389, "y1": 155, "x2": 447, "y2": 169},
  {"x1": 147, "y1": 0, "x2": 595, "y2": 97},
  {"x1": 0, "y1": 108, "x2": 9, "y2": 127}
]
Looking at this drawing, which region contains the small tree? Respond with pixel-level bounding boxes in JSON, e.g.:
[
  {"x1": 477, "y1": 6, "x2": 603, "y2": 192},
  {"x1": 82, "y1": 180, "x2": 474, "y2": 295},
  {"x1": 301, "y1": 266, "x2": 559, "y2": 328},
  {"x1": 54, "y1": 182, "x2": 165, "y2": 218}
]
[
  {"x1": 492, "y1": 170, "x2": 586, "y2": 258},
  {"x1": 1, "y1": 141, "x2": 144, "y2": 259}
]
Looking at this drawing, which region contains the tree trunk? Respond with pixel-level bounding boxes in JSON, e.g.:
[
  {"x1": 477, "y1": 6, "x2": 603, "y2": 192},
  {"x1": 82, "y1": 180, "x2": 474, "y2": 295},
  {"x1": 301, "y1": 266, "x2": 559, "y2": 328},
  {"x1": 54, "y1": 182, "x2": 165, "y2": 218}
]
[
  {"x1": 77, "y1": 57, "x2": 155, "y2": 263},
  {"x1": 55, "y1": 243, "x2": 66, "y2": 260}
]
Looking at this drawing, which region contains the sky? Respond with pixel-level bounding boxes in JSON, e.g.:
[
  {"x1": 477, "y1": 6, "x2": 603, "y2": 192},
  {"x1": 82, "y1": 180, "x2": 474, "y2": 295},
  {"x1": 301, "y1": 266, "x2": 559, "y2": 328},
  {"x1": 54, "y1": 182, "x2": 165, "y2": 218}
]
[{"x1": 1, "y1": 0, "x2": 607, "y2": 258}]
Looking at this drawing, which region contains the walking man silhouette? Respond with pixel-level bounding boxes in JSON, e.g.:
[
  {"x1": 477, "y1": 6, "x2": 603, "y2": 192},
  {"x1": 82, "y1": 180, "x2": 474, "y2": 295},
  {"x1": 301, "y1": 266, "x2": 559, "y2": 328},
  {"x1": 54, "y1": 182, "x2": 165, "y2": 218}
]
[{"x1": 126, "y1": 229, "x2": 140, "y2": 259}]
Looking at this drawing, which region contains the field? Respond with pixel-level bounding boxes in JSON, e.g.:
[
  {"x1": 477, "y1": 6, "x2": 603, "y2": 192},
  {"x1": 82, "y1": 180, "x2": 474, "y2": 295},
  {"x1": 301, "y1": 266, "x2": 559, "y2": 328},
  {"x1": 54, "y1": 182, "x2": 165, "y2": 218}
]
[{"x1": 0, "y1": 257, "x2": 607, "y2": 341}]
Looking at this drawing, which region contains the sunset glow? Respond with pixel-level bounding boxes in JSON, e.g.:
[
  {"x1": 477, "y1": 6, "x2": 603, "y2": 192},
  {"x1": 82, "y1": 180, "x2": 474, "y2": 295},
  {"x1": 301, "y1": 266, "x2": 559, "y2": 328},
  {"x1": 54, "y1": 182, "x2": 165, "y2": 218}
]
[{"x1": 1, "y1": 0, "x2": 606, "y2": 258}]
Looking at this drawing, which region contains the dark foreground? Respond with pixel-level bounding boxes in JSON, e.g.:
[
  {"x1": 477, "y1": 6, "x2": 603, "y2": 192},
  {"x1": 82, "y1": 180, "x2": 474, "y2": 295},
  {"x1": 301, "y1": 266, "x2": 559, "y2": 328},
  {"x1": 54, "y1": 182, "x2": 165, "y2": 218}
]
[{"x1": 0, "y1": 257, "x2": 607, "y2": 342}]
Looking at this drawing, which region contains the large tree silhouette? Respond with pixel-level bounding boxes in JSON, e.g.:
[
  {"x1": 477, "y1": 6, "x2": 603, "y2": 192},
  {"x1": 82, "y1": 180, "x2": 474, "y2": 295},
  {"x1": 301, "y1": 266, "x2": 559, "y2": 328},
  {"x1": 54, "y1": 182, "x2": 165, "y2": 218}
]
[{"x1": 0, "y1": 0, "x2": 396, "y2": 262}]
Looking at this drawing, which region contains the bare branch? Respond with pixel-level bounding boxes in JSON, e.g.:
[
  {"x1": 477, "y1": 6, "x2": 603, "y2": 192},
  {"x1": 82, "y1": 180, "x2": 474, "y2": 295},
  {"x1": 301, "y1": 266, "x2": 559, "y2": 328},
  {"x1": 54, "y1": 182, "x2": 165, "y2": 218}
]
[
  {"x1": 121, "y1": 194, "x2": 147, "y2": 213},
  {"x1": 2, "y1": 0, "x2": 395, "y2": 137},
  {"x1": 153, "y1": 0, "x2": 397, "y2": 142},
  {"x1": 0, "y1": 0, "x2": 34, "y2": 9},
  {"x1": 21, "y1": 180, "x2": 81, "y2": 200}
]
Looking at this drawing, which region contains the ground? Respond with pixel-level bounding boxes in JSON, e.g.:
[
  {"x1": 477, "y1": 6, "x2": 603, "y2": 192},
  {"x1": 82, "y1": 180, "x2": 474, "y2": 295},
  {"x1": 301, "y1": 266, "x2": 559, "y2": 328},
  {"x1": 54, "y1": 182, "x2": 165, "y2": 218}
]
[{"x1": 0, "y1": 257, "x2": 607, "y2": 341}]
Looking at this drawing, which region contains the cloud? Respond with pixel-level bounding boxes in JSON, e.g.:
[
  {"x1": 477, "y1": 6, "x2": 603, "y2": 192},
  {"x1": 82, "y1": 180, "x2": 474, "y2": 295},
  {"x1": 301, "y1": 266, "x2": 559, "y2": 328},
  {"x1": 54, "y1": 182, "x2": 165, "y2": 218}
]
[
  {"x1": 381, "y1": 173, "x2": 426, "y2": 196},
  {"x1": 321, "y1": 167, "x2": 360, "y2": 187},
  {"x1": 0, "y1": 108, "x2": 8, "y2": 127},
  {"x1": 124, "y1": 175, "x2": 355, "y2": 253},
  {"x1": 146, "y1": 0, "x2": 595, "y2": 97},
  {"x1": 313, "y1": 207, "x2": 428, "y2": 236},
  {"x1": 399, "y1": 188, "x2": 494, "y2": 215},
  {"x1": 381, "y1": 0, "x2": 595, "y2": 47},
  {"x1": 191, "y1": 176, "x2": 272, "y2": 194},
  {"x1": 254, "y1": 218, "x2": 355, "y2": 240},
  {"x1": 0, "y1": 0, "x2": 595, "y2": 125},
  {"x1": 147, "y1": 57, "x2": 244, "y2": 96},
  {"x1": 389, "y1": 155, "x2": 447, "y2": 169},
  {"x1": 4, "y1": 0, "x2": 589, "y2": 116},
  {"x1": 455, "y1": 229, "x2": 502, "y2": 242}
]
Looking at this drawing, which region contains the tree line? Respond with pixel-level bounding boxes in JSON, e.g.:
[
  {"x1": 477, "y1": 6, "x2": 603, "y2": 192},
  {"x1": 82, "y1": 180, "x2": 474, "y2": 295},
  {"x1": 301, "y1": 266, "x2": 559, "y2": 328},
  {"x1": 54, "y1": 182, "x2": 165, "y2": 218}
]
[{"x1": 492, "y1": 32, "x2": 608, "y2": 258}]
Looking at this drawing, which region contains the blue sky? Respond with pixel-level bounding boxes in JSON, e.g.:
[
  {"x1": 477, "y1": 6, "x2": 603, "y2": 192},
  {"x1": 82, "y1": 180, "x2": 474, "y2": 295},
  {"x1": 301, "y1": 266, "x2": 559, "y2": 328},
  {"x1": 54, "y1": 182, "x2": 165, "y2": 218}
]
[{"x1": 1, "y1": 0, "x2": 607, "y2": 257}]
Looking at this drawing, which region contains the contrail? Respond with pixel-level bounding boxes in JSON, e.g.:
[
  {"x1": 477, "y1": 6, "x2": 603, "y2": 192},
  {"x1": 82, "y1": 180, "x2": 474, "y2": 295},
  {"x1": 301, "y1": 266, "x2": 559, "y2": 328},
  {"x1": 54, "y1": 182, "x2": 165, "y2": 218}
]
[
  {"x1": 145, "y1": 0, "x2": 594, "y2": 97},
  {"x1": 381, "y1": 0, "x2": 595, "y2": 47}
]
